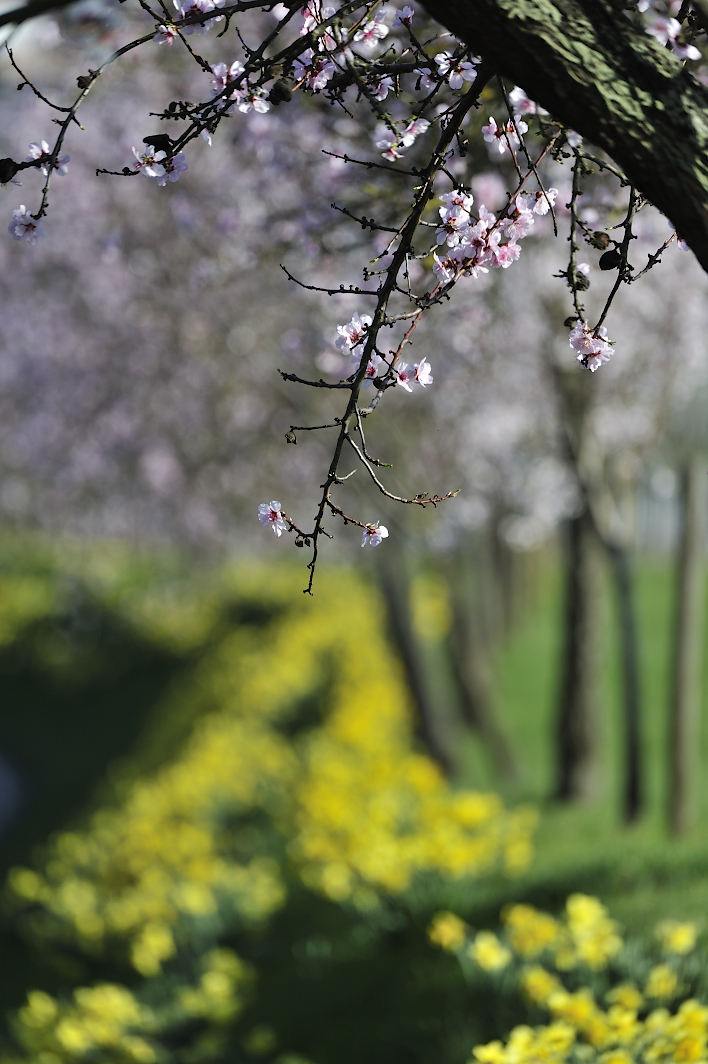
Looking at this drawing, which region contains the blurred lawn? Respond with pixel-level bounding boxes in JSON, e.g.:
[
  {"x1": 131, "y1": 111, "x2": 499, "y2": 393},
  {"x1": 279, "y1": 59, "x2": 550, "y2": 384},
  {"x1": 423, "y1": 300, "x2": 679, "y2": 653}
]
[
  {"x1": 2, "y1": 542, "x2": 708, "y2": 1064},
  {"x1": 449, "y1": 554, "x2": 708, "y2": 937}
]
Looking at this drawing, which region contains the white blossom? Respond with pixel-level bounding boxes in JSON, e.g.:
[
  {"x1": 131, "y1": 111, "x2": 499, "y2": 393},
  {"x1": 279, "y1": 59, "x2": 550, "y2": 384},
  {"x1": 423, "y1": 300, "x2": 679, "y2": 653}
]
[
  {"x1": 353, "y1": 12, "x2": 389, "y2": 49},
  {"x1": 156, "y1": 153, "x2": 188, "y2": 186},
  {"x1": 132, "y1": 146, "x2": 167, "y2": 179},
  {"x1": 414, "y1": 357, "x2": 433, "y2": 387},
  {"x1": 258, "y1": 500, "x2": 289, "y2": 536},
  {"x1": 25, "y1": 141, "x2": 70, "y2": 177},
  {"x1": 433, "y1": 50, "x2": 476, "y2": 89},
  {"x1": 293, "y1": 49, "x2": 336, "y2": 90},
  {"x1": 395, "y1": 6, "x2": 414, "y2": 25},
  {"x1": 234, "y1": 88, "x2": 270, "y2": 113},
  {"x1": 361, "y1": 521, "x2": 389, "y2": 546},
  {"x1": 8, "y1": 205, "x2": 46, "y2": 244},
  {"x1": 154, "y1": 24, "x2": 178, "y2": 43}
]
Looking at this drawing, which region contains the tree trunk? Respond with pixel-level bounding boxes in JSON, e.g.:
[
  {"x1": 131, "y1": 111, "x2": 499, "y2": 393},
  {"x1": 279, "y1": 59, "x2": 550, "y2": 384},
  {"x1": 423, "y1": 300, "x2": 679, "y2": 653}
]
[
  {"x1": 668, "y1": 456, "x2": 707, "y2": 835},
  {"x1": 377, "y1": 561, "x2": 455, "y2": 775},
  {"x1": 447, "y1": 567, "x2": 518, "y2": 781},
  {"x1": 420, "y1": 0, "x2": 708, "y2": 273},
  {"x1": 606, "y1": 541, "x2": 643, "y2": 823},
  {"x1": 555, "y1": 508, "x2": 601, "y2": 802}
]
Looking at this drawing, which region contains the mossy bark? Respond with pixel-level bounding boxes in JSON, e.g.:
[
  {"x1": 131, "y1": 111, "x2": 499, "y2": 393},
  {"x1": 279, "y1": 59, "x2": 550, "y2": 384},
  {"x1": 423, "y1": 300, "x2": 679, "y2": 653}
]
[{"x1": 420, "y1": 0, "x2": 708, "y2": 271}]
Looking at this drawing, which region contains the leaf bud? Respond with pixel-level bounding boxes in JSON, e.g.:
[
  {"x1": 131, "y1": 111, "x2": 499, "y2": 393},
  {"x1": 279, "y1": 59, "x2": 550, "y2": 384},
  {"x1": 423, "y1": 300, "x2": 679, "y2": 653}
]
[
  {"x1": 143, "y1": 133, "x2": 173, "y2": 153},
  {"x1": 0, "y1": 158, "x2": 20, "y2": 184},
  {"x1": 589, "y1": 230, "x2": 611, "y2": 250},
  {"x1": 599, "y1": 248, "x2": 623, "y2": 271},
  {"x1": 268, "y1": 78, "x2": 294, "y2": 106}
]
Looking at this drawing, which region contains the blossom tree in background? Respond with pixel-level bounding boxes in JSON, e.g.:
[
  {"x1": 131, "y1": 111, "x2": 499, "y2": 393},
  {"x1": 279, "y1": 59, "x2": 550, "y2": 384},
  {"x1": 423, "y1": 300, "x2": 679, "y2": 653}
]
[{"x1": 1, "y1": 0, "x2": 707, "y2": 589}]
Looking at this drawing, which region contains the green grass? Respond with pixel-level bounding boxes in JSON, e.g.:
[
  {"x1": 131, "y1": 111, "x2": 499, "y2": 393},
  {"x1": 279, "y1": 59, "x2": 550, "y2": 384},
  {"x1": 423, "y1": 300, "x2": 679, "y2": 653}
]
[{"x1": 459, "y1": 552, "x2": 708, "y2": 936}]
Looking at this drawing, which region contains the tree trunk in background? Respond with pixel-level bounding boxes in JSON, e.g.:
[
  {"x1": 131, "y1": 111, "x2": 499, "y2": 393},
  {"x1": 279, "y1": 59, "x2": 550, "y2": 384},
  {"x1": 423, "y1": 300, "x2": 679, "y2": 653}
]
[
  {"x1": 605, "y1": 542, "x2": 643, "y2": 823},
  {"x1": 555, "y1": 509, "x2": 601, "y2": 802},
  {"x1": 377, "y1": 561, "x2": 455, "y2": 776},
  {"x1": 448, "y1": 562, "x2": 518, "y2": 781},
  {"x1": 668, "y1": 457, "x2": 707, "y2": 835}
]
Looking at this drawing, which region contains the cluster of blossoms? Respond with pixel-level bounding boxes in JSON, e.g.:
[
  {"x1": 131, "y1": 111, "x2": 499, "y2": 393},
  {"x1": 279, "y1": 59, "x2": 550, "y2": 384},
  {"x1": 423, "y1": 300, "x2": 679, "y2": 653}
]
[
  {"x1": 638, "y1": 0, "x2": 702, "y2": 59},
  {"x1": 429, "y1": 895, "x2": 706, "y2": 1064},
  {"x1": 569, "y1": 320, "x2": 614, "y2": 372},
  {"x1": 432, "y1": 186, "x2": 557, "y2": 284},
  {"x1": 334, "y1": 312, "x2": 433, "y2": 392},
  {"x1": 208, "y1": 59, "x2": 270, "y2": 113}
]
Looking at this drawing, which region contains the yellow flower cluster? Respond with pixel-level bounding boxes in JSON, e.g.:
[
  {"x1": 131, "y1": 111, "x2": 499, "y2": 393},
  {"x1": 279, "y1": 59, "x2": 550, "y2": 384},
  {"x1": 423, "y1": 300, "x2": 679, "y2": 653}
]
[
  {"x1": 5, "y1": 564, "x2": 534, "y2": 1063},
  {"x1": 427, "y1": 892, "x2": 703, "y2": 1064},
  {"x1": 472, "y1": 997, "x2": 708, "y2": 1064},
  {"x1": 11, "y1": 949, "x2": 248, "y2": 1064},
  {"x1": 502, "y1": 895, "x2": 623, "y2": 971}
]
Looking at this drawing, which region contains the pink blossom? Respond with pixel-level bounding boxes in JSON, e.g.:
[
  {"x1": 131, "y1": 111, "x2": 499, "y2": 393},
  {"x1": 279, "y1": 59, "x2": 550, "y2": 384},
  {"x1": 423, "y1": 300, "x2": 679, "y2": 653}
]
[
  {"x1": 336, "y1": 312, "x2": 372, "y2": 351},
  {"x1": 173, "y1": 0, "x2": 223, "y2": 34},
  {"x1": 525, "y1": 187, "x2": 558, "y2": 216},
  {"x1": 433, "y1": 251, "x2": 457, "y2": 284},
  {"x1": 414, "y1": 357, "x2": 433, "y2": 386},
  {"x1": 673, "y1": 41, "x2": 701, "y2": 61},
  {"x1": 293, "y1": 49, "x2": 335, "y2": 90},
  {"x1": 396, "y1": 6, "x2": 414, "y2": 25},
  {"x1": 434, "y1": 51, "x2": 476, "y2": 89},
  {"x1": 300, "y1": 1, "x2": 335, "y2": 35},
  {"x1": 156, "y1": 153, "x2": 188, "y2": 186},
  {"x1": 354, "y1": 12, "x2": 389, "y2": 49},
  {"x1": 258, "y1": 500, "x2": 289, "y2": 536},
  {"x1": 401, "y1": 117, "x2": 430, "y2": 144},
  {"x1": 436, "y1": 203, "x2": 471, "y2": 246},
  {"x1": 501, "y1": 197, "x2": 535, "y2": 240},
  {"x1": 395, "y1": 362, "x2": 416, "y2": 391},
  {"x1": 440, "y1": 188, "x2": 474, "y2": 213},
  {"x1": 374, "y1": 117, "x2": 428, "y2": 160},
  {"x1": 367, "y1": 74, "x2": 394, "y2": 101},
  {"x1": 7, "y1": 204, "x2": 46, "y2": 244},
  {"x1": 490, "y1": 240, "x2": 521, "y2": 269},
  {"x1": 645, "y1": 14, "x2": 680, "y2": 45},
  {"x1": 569, "y1": 321, "x2": 613, "y2": 372},
  {"x1": 25, "y1": 141, "x2": 70, "y2": 177},
  {"x1": 132, "y1": 146, "x2": 166, "y2": 179},
  {"x1": 361, "y1": 521, "x2": 389, "y2": 546},
  {"x1": 363, "y1": 353, "x2": 383, "y2": 379},
  {"x1": 154, "y1": 23, "x2": 178, "y2": 43},
  {"x1": 210, "y1": 60, "x2": 245, "y2": 96},
  {"x1": 508, "y1": 86, "x2": 534, "y2": 113},
  {"x1": 482, "y1": 115, "x2": 527, "y2": 154}
]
